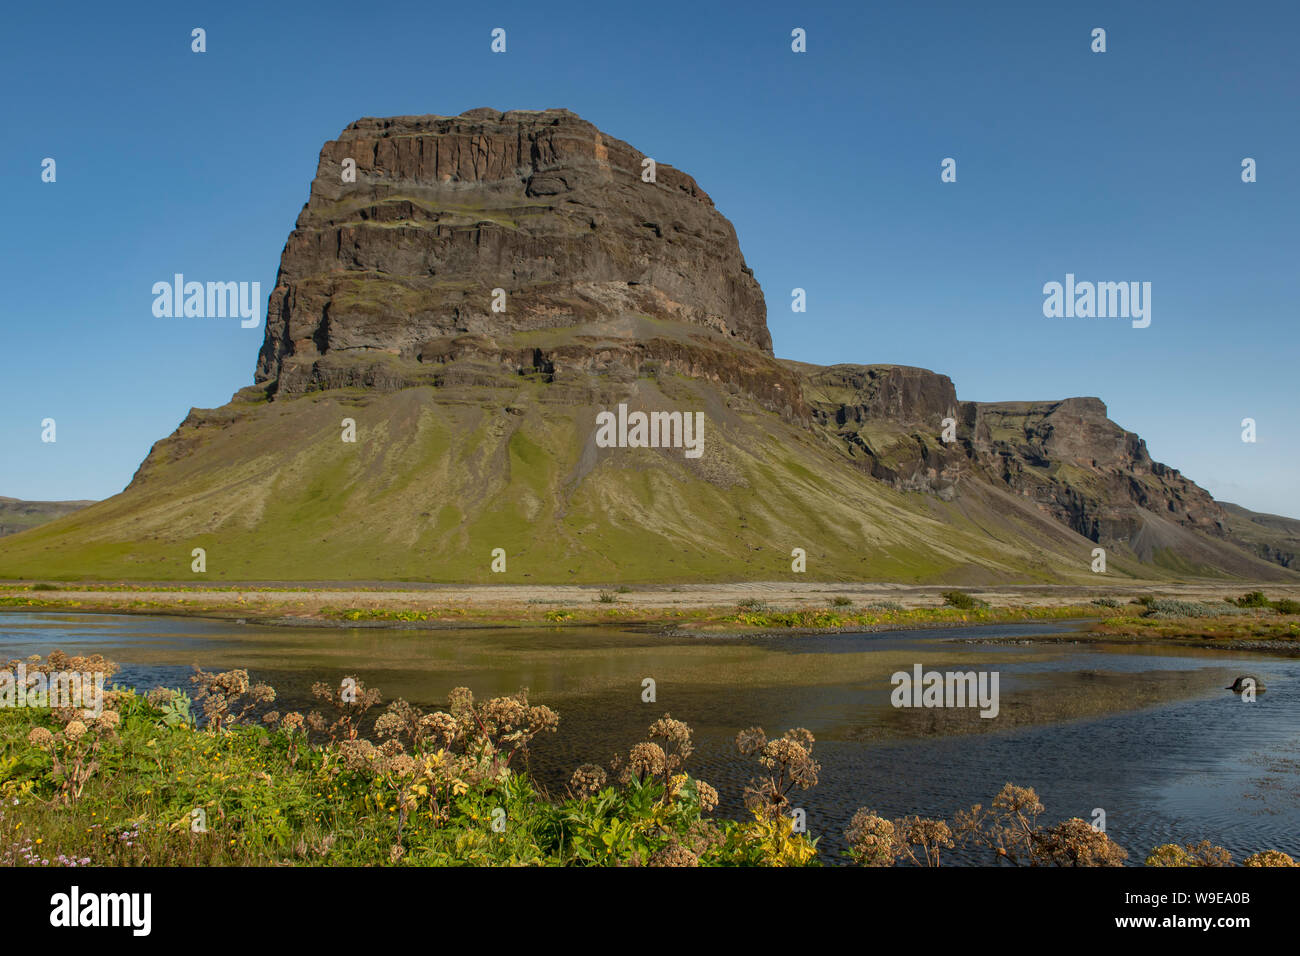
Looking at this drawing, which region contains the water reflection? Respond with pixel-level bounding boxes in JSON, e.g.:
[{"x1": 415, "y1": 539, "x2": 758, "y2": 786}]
[{"x1": 2, "y1": 612, "x2": 1296, "y2": 864}]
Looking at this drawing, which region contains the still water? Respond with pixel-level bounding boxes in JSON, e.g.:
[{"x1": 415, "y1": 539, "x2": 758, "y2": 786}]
[{"x1": 3, "y1": 611, "x2": 1297, "y2": 864}]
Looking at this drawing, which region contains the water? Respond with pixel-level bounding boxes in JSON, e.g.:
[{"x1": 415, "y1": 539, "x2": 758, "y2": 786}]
[{"x1": 3, "y1": 611, "x2": 1297, "y2": 864}]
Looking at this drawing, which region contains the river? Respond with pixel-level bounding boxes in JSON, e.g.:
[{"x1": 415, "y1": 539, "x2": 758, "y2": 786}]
[{"x1": 3, "y1": 611, "x2": 1297, "y2": 864}]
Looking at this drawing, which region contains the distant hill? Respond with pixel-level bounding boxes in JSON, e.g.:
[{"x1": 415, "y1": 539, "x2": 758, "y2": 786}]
[
  {"x1": 0, "y1": 497, "x2": 95, "y2": 538},
  {"x1": 1220, "y1": 502, "x2": 1300, "y2": 569}
]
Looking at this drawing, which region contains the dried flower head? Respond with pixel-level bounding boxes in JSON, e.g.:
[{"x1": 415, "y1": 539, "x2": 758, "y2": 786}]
[
  {"x1": 626, "y1": 742, "x2": 667, "y2": 781},
  {"x1": 695, "y1": 779, "x2": 719, "y2": 813},
  {"x1": 1243, "y1": 850, "x2": 1296, "y2": 867},
  {"x1": 570, "y1": 764, "x2": 608, "y2": 797},
  {"x1": 649, "y1": 843, "x2": 699, "y2": 867},
  {"x1": 846, "y1": 809, "x2": 898, "y2": 867}
]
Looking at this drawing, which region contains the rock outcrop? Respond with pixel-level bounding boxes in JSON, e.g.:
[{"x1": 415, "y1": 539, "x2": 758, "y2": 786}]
[
  {"x1": 256, "y1": 108, "x2": 774, "y2": 401},
  {"x1": 800, "y1": 364, "x2": 1238, "y2": 553}
]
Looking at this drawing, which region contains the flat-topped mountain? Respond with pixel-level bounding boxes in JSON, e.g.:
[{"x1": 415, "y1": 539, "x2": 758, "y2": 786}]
[
  {"x1": 255, "y1": 108, "x2": 788, "y2": 409},
  {"x1": 0, "y1": 109, "x2": 1292, "y2": 584}
]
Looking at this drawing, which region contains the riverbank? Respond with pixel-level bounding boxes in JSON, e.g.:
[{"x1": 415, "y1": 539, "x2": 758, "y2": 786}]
[{"x1": 3, "y1": 581, "x2": 1299, "y2": 637}]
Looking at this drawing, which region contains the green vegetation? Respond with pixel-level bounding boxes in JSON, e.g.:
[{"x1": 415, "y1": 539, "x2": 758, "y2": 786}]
[
  {"x1": 1090, "y1": 593, "x2": 1300, "y2": 644},
  {"x1": 942, "y1": 590, "x2": 990, "y2": 610},
  {"x1": 0, "y1": 376, "x2": 1185, "y2": 585},
  {"x1": 0, "y1": 653, "x2": 818, "y2": 866},
  {"x1": 1233, "y1": 590, "x2": 1300, "y2": 613},
  {"x1": 724, "y1": 603, "x2": 1109, "y2": 631},
  {"x1": 5, "y1": 652, "x2": 1291, "y2": 868},
  {"x1": 0, "y1": 589, "x2": 1131, "y2": 633}
]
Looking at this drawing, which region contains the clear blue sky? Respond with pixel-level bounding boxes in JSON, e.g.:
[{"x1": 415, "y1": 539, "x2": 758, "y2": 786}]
[{"x1": 2, "y1": 0, "x2": 1296, "y2": 516}]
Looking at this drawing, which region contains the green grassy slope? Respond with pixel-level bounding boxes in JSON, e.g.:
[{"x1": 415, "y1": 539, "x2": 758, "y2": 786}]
[{"x1": 0, "y1": 364, "x2": 1242, "y2": 584}]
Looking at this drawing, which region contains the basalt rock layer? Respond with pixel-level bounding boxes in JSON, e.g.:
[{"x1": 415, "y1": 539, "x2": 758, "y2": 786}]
[
  {"x1": 0, "y1": 109, "x2": 1292, "y2": 583},
  {"x1": 255, "y1": 109, "x2": 785, "y2": 411}
]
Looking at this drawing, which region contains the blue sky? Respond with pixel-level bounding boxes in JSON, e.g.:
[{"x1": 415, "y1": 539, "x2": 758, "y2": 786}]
[{"x1": 2, "y1": 0, "x2": 1296, "y2": 515}]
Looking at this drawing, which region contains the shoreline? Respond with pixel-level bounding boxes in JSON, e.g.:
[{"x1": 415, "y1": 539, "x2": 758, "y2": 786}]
[{"x1": 2, "y1": 581, "x2": 1298, "y2": 651}]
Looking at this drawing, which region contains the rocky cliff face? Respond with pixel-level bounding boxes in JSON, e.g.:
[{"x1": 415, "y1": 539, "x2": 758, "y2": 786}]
[
  {"x1": 256, "y1": 108, "x2": 774, "y2": 401},
  {"x1": 962, "y1": 397, "x2": 1228, "y2": 547},
  {"x1": 799, "y1": 362, "x2": 1235, "y2": 554}
]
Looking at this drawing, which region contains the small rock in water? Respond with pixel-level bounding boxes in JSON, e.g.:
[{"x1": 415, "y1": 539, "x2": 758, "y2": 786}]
[{"x1": 1225, "y1": 675, "x2": 1265, "y2": 693}]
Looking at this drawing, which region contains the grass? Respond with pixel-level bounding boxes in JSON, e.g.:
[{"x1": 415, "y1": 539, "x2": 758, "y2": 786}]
[
  {"x1": 721, "y1": 603, "x2": 1114, "y2": 632},
  {"x1": 1092, "y1": 612, "x2": 1300, "y2": 644},
  {"x1": 0, "y1": 373, "x2": 1193, "y2": 585},
  {"x1": 1084, "y1": 591, "x2": 1300, "y2": 644},
  {"x1": 0, "y1": 588, "x2": 1128, "y2": 633}
]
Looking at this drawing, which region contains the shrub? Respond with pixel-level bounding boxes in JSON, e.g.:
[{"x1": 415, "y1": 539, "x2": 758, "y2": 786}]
[
  {"x1": 1144, "y1": 600, "x2": 1246, "y2": 619},
  {"x1": 866, "y1": 601, "x2": 904, "y2": 611},
  {"x1": 830, "y1": 596, "x2": 853, "y2": 607},
  {"x1": 1235, "y1": 590, "x2": 1270, "y2": 608},
  {"x1": 1270, "y1": 598, "x2": 1300, "y2": 615},
  {"x1": 942, "y1": 590, "x2": 988, "y2": 610},
  {"x1": 1091, "y1": 597, "x2": 1121, "y2": 607},
  {"x1": 596, "y1": 591, "x2": 616, "y2": 603}
]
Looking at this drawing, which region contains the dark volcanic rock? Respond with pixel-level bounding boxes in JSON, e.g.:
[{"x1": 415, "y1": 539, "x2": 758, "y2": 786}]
[
  {"x1": 798, "y1": 367, "x2": 1238, "y2": 553},
  {"x1": 961, "y1": 397, "x2": 1229, "y2": 546},
  {"x1": 256, "y1": 108, "x2": 772, "y2": 394}
]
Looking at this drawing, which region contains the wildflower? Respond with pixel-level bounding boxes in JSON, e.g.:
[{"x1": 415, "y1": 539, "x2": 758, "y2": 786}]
[
  {"x1": 63, "y1": 721, "x2": 88, "y2": 741},
  {"x1": 569, "y1": 764, "x2": 607, "y2": 797},
  {"x1": 1243, "y1": 850, "x2": 1296, "y2": 867},
  {"x1": 695, "y1": 780, "x2": 719, "y2": 813},
  {"x1": 649, "y1": 844, "x2": 699, "y2": 867},
  {"x1": 626, "y1": 743, "x2": 667, "y2": 781},
  {"x1": 280, "y1": 712, "x2": 305, "y2": 734},
  {"x1": 27, "y1": 727, "x2": 55, "y2": 749}
]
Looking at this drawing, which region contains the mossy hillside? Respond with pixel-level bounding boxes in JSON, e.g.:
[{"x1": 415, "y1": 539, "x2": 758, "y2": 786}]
[{"x1": 0, "y1": 379, "x2": 1188, "y2": 585}]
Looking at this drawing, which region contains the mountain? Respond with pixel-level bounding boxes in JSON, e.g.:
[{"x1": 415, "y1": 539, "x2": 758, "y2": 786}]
[
  {"x1": 1219, "y1": 503, "x2": 1300, "y2": 570},
  {"x1": 0, "y1": 498, "x2": 95, "y2": 539},
  {"x1": 0, "y1": 109, "x2": 1292, "y2": 584}
]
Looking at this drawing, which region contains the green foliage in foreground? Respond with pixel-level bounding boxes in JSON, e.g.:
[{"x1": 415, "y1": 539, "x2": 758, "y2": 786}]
[
  {"x1": 3, "y1": 654, "x2": 1295, "y2": 868},
  {"x1": 0, "y1": 674, "x2": 814, "y2": 867}
]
